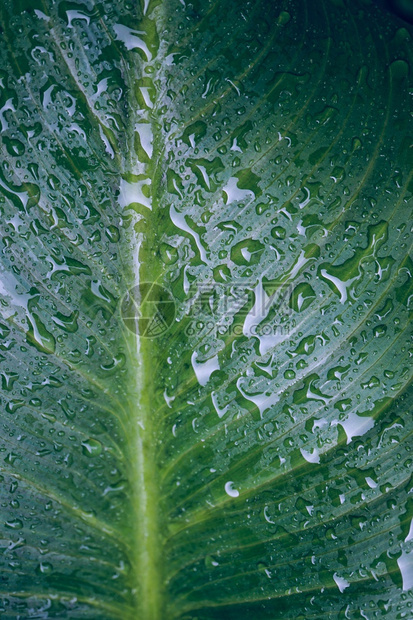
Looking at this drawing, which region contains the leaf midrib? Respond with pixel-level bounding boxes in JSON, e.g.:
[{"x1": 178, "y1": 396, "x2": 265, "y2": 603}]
[{"x1": 123, "y1": 7, "x2": 167, "y2": 616}]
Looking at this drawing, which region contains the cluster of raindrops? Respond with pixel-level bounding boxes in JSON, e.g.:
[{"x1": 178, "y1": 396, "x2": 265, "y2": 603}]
[
  {"x1": 0, "y1": 0, "x2": 160, "y2": 614},
  {"x1": 0, "y1": 0, "x2": 411, "y2": 617},
  {"x1": 137, "y1": 0, "x2": 413, "y2": 614}
]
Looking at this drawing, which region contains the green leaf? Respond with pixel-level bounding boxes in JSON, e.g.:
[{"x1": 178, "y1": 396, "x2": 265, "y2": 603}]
[{"x1": 0, "y1": 0, "x2": 412, "y2": 618}]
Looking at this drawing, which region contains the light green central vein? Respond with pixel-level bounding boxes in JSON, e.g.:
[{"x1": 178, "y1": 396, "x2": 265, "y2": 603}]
[
  {"x1": 129, "y1": 334, "x2": 163, "y2": 620},
  {"x1": 127, "y1": 223, "x2": 166, "y2": 618},
  {"x1": 126, "y1": 215, "x2": 165, "y2": 619},
  {"x1": 125, "y1": 3, "x2": 165, "y2": 613}
]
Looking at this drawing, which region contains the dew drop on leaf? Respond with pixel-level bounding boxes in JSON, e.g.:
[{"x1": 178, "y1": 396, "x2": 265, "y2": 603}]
[
  {"x1": 81, "y1": 438, "x2": 102, "y2": 458},
  {"x1": 224, "y1": 481, "x2": 239, "y2": 498}
]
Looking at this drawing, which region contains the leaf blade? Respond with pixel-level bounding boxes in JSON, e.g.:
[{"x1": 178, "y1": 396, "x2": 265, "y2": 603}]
[{"x1": 0, "y1": 0, "x2": 412, "y2": 618}]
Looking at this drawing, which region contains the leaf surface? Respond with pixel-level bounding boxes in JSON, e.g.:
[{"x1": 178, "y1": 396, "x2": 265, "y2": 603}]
[{"x1": 0, "y1": 0, "x2": 412, "y2": 618}]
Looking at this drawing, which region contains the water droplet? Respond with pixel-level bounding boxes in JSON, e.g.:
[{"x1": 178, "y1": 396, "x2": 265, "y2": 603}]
[
  {"x1": 333, "y1": 573, "x2": 350, "y2": 592},
  {"x1": 37, "y1": 561, "x2": 53, "y2": 575},
  {"x1": 397, "y1": 551, "x2": 413, "y2": 591},
  {"x1": 81, "y1": 438, "x2": 102, "y2": 458},
  {"x1": 191, "y1": 352, "x2": 219, "y2": 387},
  {"x1": 5, "y1": 519, "x2": 23, "y2": 530},
  {"x1": 224, "y1": 481, "x2": 239, "y2": 498}
]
